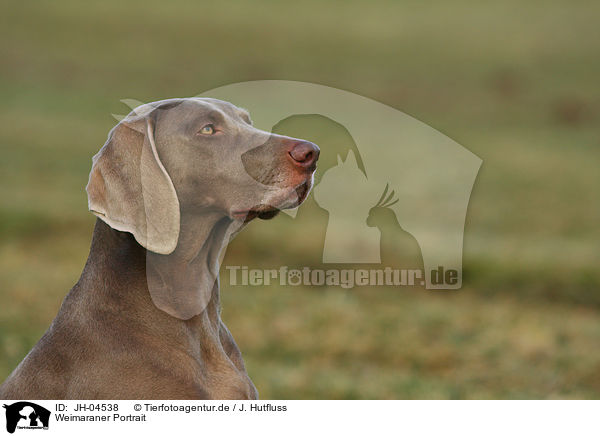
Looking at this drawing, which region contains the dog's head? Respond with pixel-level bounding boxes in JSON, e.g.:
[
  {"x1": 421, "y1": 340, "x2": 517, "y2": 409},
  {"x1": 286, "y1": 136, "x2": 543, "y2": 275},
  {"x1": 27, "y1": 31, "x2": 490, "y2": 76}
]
[
  {"x1": 86, "y1": 98, "x2": 319, "y2": 319},
  {"x1": 86, "y1": 97, "x2": 319, "y2": 255}
]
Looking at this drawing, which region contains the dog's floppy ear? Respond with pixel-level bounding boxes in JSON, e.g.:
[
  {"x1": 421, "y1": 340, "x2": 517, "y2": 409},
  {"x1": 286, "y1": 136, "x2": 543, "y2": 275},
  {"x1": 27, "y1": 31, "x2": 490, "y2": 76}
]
[{"x1": 86, "y1": 106, "x2": 180, "y2": 254}]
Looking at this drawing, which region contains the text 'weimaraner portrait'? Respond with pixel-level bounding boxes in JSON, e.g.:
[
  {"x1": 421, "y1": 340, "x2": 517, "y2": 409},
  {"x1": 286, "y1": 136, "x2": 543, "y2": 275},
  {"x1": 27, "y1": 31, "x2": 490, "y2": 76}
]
[{"x1": 0, "y1": 98, "x2": 319, "y2": 399}]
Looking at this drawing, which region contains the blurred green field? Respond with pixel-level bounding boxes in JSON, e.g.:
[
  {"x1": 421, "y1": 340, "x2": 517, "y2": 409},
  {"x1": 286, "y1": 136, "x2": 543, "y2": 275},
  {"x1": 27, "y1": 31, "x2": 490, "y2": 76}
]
[{"x1": 1, "y1": 0, "x2": 599, "y2": 398}]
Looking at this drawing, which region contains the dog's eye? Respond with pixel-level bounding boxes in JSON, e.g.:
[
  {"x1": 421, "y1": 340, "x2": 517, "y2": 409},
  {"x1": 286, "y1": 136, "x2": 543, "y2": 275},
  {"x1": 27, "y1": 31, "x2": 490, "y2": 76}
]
[{"x1": 199, "y1": 124, "x2": 215, "y2": 135}]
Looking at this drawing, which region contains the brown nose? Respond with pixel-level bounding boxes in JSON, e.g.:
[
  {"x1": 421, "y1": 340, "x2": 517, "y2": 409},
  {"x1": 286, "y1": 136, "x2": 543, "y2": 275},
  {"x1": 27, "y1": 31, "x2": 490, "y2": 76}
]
[{"x1": 288, "y1": 141, "x2": 320, "y2": 169}]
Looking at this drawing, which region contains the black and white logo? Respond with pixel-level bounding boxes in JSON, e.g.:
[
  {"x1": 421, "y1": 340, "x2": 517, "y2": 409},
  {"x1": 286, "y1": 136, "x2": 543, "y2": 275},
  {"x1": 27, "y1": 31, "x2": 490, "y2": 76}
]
[{"x1": 2, "y1": 402, "x2": 50, "y2": 434}]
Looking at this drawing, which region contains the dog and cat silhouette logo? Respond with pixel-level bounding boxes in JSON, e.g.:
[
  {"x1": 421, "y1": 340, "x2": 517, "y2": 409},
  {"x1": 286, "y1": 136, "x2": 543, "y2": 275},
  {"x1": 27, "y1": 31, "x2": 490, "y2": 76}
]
[
  {"x1": 119, "y1": 82, "x2": 482, "y2": 289},
  {"x1": 2, "y1": 403, "x2": 50, "y2": 433}
]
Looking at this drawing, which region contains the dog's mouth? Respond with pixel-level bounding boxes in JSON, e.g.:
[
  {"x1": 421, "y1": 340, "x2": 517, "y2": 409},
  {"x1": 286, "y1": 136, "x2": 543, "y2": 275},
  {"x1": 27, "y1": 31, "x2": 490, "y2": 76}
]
[
  {"x1": 231, "y1": 180, "x2": 312, "y2": 223},
  {"x1": 230, "y1": 208, "x2": 275, "y2": 223},
  {"x1": 294, "y1": 180, "x2": 310, "y2": 205}
]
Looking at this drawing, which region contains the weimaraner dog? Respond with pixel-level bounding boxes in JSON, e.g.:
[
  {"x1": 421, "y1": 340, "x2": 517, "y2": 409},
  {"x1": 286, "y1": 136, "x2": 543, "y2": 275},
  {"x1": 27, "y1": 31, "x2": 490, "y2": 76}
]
[{"x1": 0, "y1": 98, "x2": 319, "y2": 399}]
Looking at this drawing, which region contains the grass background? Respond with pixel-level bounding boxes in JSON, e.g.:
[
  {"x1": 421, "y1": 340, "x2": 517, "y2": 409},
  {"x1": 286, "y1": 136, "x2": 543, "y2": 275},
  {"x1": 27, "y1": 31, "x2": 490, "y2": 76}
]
[{"x1": 1, "y1": 0, "x2": 599, "y2": 398}]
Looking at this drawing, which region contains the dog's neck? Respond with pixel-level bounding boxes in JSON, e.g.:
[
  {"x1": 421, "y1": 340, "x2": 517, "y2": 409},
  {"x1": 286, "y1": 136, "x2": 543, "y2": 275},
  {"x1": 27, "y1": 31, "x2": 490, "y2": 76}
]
[
  {"x1": 77, "y1": 217, "x2": 239, "y2": 343},
  {"x1": 66, "y1": 218, "x2": 258, "y2": 398},
  {"x1": 145, "y1": 210, "x2": 242, "y2": 320}
]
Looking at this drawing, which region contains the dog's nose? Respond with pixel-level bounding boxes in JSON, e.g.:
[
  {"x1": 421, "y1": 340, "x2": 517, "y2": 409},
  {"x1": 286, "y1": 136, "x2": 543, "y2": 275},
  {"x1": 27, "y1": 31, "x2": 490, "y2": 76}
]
[{"x1": 288, "y1": 141, "x2": 320, "y2": 168}]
